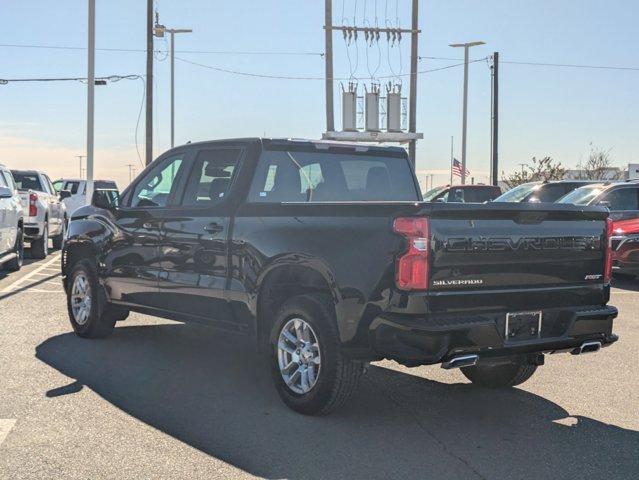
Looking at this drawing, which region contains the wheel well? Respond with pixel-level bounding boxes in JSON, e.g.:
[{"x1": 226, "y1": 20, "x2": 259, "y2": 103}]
[
  {"x1": 62, "y1": 242, "x2": 95, "y2": 279},
  {"x1": 257, "y1": 265, "x2": 334, "y2": 342}
]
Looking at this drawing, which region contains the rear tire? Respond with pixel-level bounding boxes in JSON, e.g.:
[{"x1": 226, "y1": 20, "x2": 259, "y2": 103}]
[
  {"x1": 4, "y1": 226, "x2": 24, "y2": 272},
  {"x1": 31, "y1": 223, "x2": 48, "y2": 259},
  {"x1": 461, "y1": 357, "x2": 537, "y2": 388},
  {"x1": 268, "y1": 294, "x2": 364, "y2": 415},
  {"x1": 66, "y1": 260, "x2": 116, "y2": 339},
  {"x1": 52, "y1": 217, "x2": 66, "y2": 250}
]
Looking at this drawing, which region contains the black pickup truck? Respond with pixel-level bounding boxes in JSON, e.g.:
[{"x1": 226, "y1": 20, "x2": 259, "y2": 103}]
[{"x1": 62, "y1": 138, "x2": 618, "y2": 415}]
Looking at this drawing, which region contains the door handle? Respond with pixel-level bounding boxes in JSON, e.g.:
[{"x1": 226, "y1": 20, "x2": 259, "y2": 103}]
[{"x1": 204, "y1": 223, "x2": 223, "y2": 234}]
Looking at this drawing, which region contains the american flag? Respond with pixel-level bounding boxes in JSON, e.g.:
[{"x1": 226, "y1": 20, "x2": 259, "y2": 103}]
[{"x1": 452, "y1": 158, "x2": 470, "y2": 178}]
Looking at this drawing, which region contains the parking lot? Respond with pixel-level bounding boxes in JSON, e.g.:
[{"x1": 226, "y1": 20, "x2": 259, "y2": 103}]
[{"x1": 0, "y1": 250, "x2": 637, "y2": 480}]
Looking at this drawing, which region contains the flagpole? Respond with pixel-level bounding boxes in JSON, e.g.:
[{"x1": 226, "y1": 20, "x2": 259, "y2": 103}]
[{"x1": 450, "y1": 136, "x2": 454, "y2": 185}]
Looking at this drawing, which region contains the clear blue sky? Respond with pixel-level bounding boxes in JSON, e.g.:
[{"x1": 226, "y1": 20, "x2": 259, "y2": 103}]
[{"x1": 1, "y1": 0, "x2": 638, "y2": 188}]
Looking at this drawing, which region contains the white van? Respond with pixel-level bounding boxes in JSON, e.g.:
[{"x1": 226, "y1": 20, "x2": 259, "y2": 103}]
[{"x1": 53, "y1": 179, "x2": 119, "y2": 215}]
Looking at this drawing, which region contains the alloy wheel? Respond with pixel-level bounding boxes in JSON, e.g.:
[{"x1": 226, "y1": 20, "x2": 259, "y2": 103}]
[
  {"x1": 71, "y1": 273, "x2": 92, "y2": 325},
  {"x1": 277, "y1": 317, "x2": 322, "y2": 394}
]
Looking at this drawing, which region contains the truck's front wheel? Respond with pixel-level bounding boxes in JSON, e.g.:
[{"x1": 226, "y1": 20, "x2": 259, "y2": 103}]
[
  {"x1": 268, "y1": 294, "x2": 364, "y2": 415},
  {"x1": 461, "y1": 358, "x2": 537, "y2": 388}
]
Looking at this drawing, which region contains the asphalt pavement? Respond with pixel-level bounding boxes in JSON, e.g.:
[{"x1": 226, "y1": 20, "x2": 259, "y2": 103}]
[{"x1": 0, "y1": 251, "x2": 637, "y2": 479}]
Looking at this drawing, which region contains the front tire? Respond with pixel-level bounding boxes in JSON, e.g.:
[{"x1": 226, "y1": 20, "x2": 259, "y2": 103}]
[
  {"x1": 31, "y1": 223, "x2": 48, "y2": 259},
  {"x1": 268, "y1": 294, "x2": 364, "y2": 415},
  {"x1": 66, "y1": 260, "x2": 116, "y2": 338},
  {"x1": 4, "y1": 226, "x2": 24, "y2": 272},
  {"x1": 461, "y1": 357, "x2": 537, "y2": 388}
]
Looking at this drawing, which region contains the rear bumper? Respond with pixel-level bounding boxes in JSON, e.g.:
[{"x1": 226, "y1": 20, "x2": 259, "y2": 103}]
[
  {"x1": 368, "y1": 305, "x2": 618, "y2": 366},
  {"x1": 24, "y1": 222, "x2": 43, "y2": 239}
]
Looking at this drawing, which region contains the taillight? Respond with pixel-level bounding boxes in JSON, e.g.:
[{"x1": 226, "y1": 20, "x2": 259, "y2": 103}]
[
  {"x1": 612, "y1": 217, "x2": 639, "y2": 235},
  {"x1": 393, "y1": 217, "x2": 429, "y2": 290},
  {"x1": 29, "y1": 192, "x2": 38, "y2": 217},
  {"x1": 604, "y1": 217, "x2": 613, "y2": 284}
]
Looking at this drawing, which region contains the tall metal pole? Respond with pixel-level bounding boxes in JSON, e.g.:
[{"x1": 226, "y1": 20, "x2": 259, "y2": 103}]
[
  {"x1": 86, "y1": 0, "x2": 95, "y2": 206},
  {"x1": 450, "y1": 136, "x2": 454, "y2": 185},
  {"x1": 325, "y1": 0, "x2": 334, "y2": 133},
  {"x1": 145, "y1": 0, "x2": 153, "y2": 165},
  {"x1": 491, "y1": 51, "x2": 499, "y2": 186},
  {"x1": 170, "y1": 31, "x2": 175, "y2": 148},
  {"x1": 408, "y1": 0, "x2": 419, "y2": 168},
  {"x1": 461, "y1": 45, "x2": 469, "y2": 185}
]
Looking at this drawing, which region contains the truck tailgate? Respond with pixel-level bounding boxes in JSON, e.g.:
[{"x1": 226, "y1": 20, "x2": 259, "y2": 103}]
[{"x1": 426, "y1": 203, "x2": 609, "y2": 293}]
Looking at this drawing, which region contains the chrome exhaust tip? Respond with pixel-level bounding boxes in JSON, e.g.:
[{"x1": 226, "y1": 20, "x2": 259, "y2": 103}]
[
  {"x1": 442, "y1": 354, "x2": 479, "y2": 370},
  {"x1": 571, "y1": 341, "x2": 602, "y2": 355}
]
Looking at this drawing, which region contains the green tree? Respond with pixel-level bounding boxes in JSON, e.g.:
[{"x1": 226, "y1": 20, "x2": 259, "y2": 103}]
[{"x1": 503, "y1": 156, "x2": 565, "y2": 189}]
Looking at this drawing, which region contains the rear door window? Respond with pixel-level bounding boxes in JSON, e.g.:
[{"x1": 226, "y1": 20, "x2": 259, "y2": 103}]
[
  {"x1": 249, "y1": 149, "x2": 418, "y2": 202},
  {"x1": 600, "y1": 187, "x2": 639, "y2": 211}
]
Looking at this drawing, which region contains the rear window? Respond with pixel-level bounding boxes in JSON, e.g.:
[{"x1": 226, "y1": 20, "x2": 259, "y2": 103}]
[
  {"x1": 559, "y1": 185, "x2": 606, "y2": 205},
  {"x1": 11, "y1": 172, "x2": 42, "y2": 191},
  {"x1": 532, "y1": 184, "x2": 569, "y2": 203},
  {"x1": 463, "y1": 187, "x2": 501, "y2": 203},
  {"x1": 248, "y1": 149, "x2": 418, "y2": 202},
  {"x1": 494, "y1": 183, "x2": 539, "y2": 202},
  {"x1": 95, "y1": 181, "x2": 118, "y2": 190}
]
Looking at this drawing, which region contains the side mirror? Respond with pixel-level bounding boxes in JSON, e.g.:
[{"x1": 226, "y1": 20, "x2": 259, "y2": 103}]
[
  {"x1": 0, "y1": 186, "x2": 12, "y2": 199},
  {"x1": 435, "y1": 198, "x2": 446, "y2": 203},
  {"x1": 92, "y1": 189, "x2": 119, "y2": 210},
  {"x1": 59, "y1": 189, "x2": 72, "y2": 200}
]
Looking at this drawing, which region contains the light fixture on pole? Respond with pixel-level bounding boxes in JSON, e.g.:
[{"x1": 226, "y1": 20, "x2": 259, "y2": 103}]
[
  {"x1": 449, "y1": 40, "x2": 485, "y2": 185},
  {"x1": 153, "y1": 16, "x2": 192, "y2": 148}
]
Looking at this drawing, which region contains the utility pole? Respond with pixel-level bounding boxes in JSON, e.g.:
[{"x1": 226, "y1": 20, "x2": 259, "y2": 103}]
[
  {"x1": 125, "y1": 163, "x2": 135, "y2": 183},
  {"x1": 408, "y1": 0, "x2": 419, "y2": 168},
  {"x1": 450, "y1": 41, "x2": 485, "y2": 185},
  {"x1": 86, "y1": 0, "x2": 95, "y2": 206},
  {"x1": 145, "y1": 0, "x2": 153, "y2": 165},
  {"x1": 324, "y1": 0, "x2": 334, "y2": 133},
  {"x1": 76, "y1": 155, "x2": 86, "y2": 179},
  {"x1": 153, "y1": 14, "x2": 192, "y2": 148},
  {"x1": 490, "y1": 52, "x2": 499, "y2": 186}
]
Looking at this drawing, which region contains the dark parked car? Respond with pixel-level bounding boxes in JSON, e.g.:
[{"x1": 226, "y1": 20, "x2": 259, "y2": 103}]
[
  {"x1": 494, "y1": 180, "x2": 596, "y2": 203},
  {"x1": 62, "y1": 138, "x2": 618, "y2": 415},
  {"x1": 559, "y1": 182, "x2": 639, "y2": 279},
  {"x1": 423, "y1": 184, "x2": 502, "y2": 203}
]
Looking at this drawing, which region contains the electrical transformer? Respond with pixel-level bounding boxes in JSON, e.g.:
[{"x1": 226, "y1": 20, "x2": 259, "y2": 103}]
[
  {"x1": 342, "y1": 83, "x2": 358, "y2": 132},
  {"x1": 365, "y1": 84, "x2": 380, "y2": 132},
  {"x1": 386, "y1": 90, "x2": 402, "y2": 132}
]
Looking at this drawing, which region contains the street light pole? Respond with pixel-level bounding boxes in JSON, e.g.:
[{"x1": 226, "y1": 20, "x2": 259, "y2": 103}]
[
  {"x1": 86, "y1": 0, "x2": 95, "y2": 205},
  {"x1": 168, "y1": 28, "x2": 192, "y2": 148},
  {"x1": 449, "y1": 41, "x2": 485, "y2": 185}
]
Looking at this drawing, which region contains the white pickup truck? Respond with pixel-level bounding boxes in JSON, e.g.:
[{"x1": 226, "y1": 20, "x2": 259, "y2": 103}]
[
  {"x1": 53, "y1": 178, "x2": 119, "y2": 216},
  {"x1": 0, "y1": 165, "x2": 24, "y2": 271},
  {"x1": 11, "y1": 170, "x2": 69, "y2": 259}
]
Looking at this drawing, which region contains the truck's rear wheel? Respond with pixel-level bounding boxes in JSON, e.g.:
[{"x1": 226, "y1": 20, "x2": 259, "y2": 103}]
[
  {"x1": 461, "y1": 357, "x2": 537, "y2": 388},
  {"x1": 31, "y1": 223, "x2": 48, "y2": 259},
  {"x1": 66, "y1": 260, "x2": 116, "y2": 339},
  {"x1": 4, "y1": 226, "x2": 24, "y2": 272},
  {"x1": 269, "y1": 294, "x2": 364, "y2": 415}
]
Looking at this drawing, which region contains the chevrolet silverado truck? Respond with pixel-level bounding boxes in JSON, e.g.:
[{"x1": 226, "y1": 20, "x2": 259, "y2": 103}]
[
  {"x1": 12, "y1": 169, "x2": 70, "y2": 258},
  {"x1": 61, "y1": 138, "x2": 619, "y2": 415}
]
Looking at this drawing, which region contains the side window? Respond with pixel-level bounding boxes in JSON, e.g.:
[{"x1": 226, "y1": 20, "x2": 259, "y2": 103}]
[
  {"x1": 64, "y1": 181, "x2": 80, "y2": 194},
  {"x1": 131, "y1": 156, "x2": 184, "y2": 207},
  {"x1": 601, "y1": 188, "x2": 639, "y2": 211},
  {"x1": 180, "y1": 149, "x2": 241, "y2": 206},
  {"x1": 43, "y1": 175, "x2": 55, "y2": 195},
  {"x1": 52, "y1": 180, "x2": 64, "y2": 193},
  {"x1": 3, "y1": 172, "x2": 15, "y2": 190},
  {"x1": 0, "y1": 171, "x2": 7, "y2": 188},
  {"x1": 448, "y1": 188, "x2": 465, "y2": 203}
]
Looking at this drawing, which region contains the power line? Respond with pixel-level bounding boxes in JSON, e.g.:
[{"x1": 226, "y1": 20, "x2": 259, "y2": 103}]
[
  {"x1": 0, "y1": 74, "x2": 143, "y2": 84},
  {"x1": 0, "y1": 42, "x2": 323, "y2": 56},
  {"x1": 174, "y1": 56, "x2": 485, "y2": 81},
  {"x1": 420, "y1": 55, "x2": 639, "y2": 72}
]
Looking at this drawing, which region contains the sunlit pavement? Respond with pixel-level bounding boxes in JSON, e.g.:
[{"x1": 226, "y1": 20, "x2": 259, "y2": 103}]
[{"x1": 0, "y1": 254, "x2": 637, "y2": 479}]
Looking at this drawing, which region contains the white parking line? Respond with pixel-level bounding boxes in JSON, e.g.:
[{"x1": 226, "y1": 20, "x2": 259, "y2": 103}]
[
  {"x1": 0, "y1": 419, "x2": 16, "y2": 447},
  {"x1": 1, "y1": 254, "x2": 61, "y2": 293}
]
